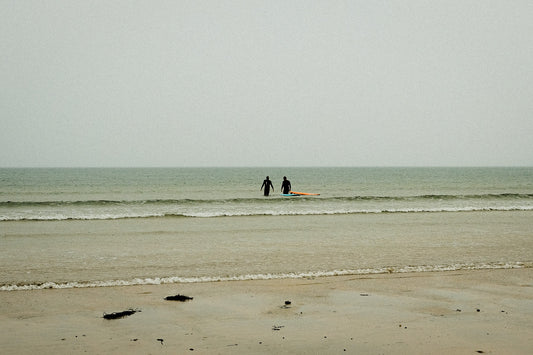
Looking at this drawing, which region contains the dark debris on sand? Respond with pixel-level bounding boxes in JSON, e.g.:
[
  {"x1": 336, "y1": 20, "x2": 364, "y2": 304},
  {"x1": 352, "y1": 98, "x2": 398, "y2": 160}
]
[
  {"x1": 164, "y1": 294, "x2": 194, "y2": 302},
  {"x1": 103, "y1": 309, "x2": 140, "y2": 320}
]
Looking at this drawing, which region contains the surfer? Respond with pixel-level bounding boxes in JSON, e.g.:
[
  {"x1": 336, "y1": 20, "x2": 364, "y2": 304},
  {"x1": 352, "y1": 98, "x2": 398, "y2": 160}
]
[
  {"x1": 281, "y1": 176, "x2": 291, "y2": 194},
  {"x1": 261, "y1": 176, "x2": 274, "y2": 196}
]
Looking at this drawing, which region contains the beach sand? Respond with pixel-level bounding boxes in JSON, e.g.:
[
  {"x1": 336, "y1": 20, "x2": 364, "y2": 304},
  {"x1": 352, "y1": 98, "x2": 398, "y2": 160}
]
[{"x1": 1, "y1": 268, "x2": 532, "y2": 354}]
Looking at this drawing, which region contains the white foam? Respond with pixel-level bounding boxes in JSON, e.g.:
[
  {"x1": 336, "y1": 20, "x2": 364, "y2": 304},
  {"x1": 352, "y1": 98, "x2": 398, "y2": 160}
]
[
  {"x1": 1, "y1": 261, "x2": 529, "y2": 291},
  {"x1": 3, "y1": 204, "x2": 532, "y2": 221}
]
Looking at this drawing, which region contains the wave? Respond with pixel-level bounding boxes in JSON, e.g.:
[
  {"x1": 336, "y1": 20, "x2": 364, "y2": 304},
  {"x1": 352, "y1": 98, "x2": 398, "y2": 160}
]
[
  {"x1": 2, "y1": 193, "x2": 533, "y2": 207},
  {"x1": 345, "y1": 193, "x2": 533, "y2": 201},
  {"x1": 1, "y1": 261, "x2": 530, "y2": 291},
  {"x1": 2, "y1": 193, "x2": 532, "y2": 221},
  {"x1": 2, "y1": 206, "x2": 533, "y2": 221}
]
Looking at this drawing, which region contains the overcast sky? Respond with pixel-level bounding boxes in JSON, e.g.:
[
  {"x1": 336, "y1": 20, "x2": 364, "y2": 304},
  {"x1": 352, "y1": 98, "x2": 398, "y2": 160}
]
[{"x1": 1, "y1": 1, "x2": 532, "y2": 167}]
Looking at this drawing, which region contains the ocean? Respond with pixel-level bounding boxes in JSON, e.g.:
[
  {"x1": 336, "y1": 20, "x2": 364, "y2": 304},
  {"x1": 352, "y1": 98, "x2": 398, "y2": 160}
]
[{"x1": 1, "y1": 167, "x2": 532, "y2": 291}]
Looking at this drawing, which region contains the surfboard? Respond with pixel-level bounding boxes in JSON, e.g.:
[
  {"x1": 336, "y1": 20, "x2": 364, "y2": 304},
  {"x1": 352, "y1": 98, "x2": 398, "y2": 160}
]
[
  {"x1": 289, "y1": 191, "x2": 320, "y2": 196},
  {"x1": 281, "y1": 193, "x2": 300, "y2": 197}
]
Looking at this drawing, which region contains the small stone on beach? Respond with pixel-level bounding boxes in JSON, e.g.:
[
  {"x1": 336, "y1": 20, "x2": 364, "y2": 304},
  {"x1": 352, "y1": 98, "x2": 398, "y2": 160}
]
[
  {"x1": 103, "y1": 309, "x2": 139, "y2": 319},
  {"x1": 165, "y1": 294, "x2": 193, "y2": 302}
]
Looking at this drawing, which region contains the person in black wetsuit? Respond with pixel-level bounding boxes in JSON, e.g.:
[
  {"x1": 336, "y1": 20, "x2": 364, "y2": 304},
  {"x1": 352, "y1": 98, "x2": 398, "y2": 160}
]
[
  {"x1": 261, "y1": 176, "x2": 274, "y2": 196},
  {"x1": 281, "y1": 176, "x2": 291, "y2": 194}
]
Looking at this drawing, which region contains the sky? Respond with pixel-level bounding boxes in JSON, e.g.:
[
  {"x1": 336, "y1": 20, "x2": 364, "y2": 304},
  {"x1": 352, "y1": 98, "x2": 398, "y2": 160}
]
[{"x1": 1, "y1": 1, "x2": 532, "y2": 167}]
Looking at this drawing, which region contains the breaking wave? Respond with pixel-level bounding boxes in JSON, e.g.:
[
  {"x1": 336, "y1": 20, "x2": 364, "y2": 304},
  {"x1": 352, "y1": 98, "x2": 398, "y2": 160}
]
[
  {"x1": 1, "y1": 194, "x2": 532, "y2": 221},
  {"x1": 1, "y1": 261, "x2": 530, "y2": 291}
]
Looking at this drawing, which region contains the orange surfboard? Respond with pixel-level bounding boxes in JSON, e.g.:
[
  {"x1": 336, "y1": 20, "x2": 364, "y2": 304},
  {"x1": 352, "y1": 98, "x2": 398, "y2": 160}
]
[{"x1": 290, "y1": 191, "x2": 320, "y2": 196}]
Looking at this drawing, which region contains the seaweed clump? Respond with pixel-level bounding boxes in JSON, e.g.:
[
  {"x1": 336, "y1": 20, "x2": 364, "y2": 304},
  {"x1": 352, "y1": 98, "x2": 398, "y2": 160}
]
[
  {"x1": 103, "y1": 309, "x2": 140, "y2": 319},
  {"x1": 164, "y1": 294, "x2": 193, "y2": 302}
]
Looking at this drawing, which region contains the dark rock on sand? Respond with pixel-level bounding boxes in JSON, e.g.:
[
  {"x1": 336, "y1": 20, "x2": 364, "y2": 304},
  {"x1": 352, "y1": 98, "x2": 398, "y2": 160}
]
[
  {"x1": 164, "y1": 294, "x2": 194, "y2": 301},
  {"x1": 103, "y1": 309, "x2": 139, "y2": 319}
]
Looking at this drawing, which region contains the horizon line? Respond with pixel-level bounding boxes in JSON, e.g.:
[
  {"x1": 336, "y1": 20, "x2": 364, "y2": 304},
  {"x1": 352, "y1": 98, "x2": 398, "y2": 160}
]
[{"x1": 1, "y1": 165, "x2": 532, "y2": 169}]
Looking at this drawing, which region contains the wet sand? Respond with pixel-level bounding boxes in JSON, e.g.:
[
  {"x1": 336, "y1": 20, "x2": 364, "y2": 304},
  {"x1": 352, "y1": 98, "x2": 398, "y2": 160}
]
[{"x1": 1, "y1": 268, "x2": 532, "y2": 354}]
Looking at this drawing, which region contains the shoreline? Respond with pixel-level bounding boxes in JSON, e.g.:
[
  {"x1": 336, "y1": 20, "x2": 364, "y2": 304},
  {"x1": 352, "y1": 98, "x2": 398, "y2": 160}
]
[
  {"x1": 2, "y1": 262, "x2": 531, "y2": 291},
  {"x1": 1, "y1": 268, "x2": 532, "y2": 354}
]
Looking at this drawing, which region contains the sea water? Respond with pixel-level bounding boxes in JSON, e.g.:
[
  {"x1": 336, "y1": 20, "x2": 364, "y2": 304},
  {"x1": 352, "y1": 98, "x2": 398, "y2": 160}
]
[{"x1": 1, "y1": 167, "x2": 532, "y2": 290}]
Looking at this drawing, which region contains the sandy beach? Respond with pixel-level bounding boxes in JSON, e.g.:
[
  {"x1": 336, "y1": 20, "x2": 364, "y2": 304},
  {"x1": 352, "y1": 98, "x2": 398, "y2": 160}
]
[{"x1": 1, "y1": 268, "x2": 532, "y2": 354}]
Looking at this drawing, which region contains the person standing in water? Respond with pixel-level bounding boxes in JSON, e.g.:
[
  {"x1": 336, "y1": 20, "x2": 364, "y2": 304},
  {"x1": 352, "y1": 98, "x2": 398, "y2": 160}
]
[
  {"x1": 281, "y1": 176, "x2": 291, "y2": 194},
  {"x1": 261, "y1": 176, "x2": 274, "y2": 196}
]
